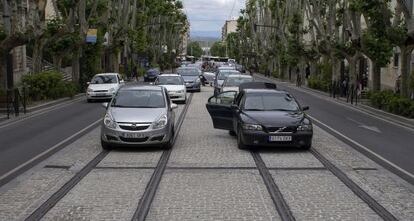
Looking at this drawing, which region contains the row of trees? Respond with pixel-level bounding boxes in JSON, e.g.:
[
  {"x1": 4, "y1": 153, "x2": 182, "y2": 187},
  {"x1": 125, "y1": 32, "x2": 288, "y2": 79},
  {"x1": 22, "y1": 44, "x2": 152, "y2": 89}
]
[
  {"x1": 227, "y1": 0, "x2": 414, "y2": 97},
  {"x1": 0, "y1": 0, "x2": 188, "y2": 87}
]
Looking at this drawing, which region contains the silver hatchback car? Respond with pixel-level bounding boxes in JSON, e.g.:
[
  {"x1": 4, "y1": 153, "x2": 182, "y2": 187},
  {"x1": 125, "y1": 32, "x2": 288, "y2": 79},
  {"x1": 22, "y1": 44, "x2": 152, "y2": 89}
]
[{"x1": 100, "y1": 85, "x2": 177, "y2": 149}]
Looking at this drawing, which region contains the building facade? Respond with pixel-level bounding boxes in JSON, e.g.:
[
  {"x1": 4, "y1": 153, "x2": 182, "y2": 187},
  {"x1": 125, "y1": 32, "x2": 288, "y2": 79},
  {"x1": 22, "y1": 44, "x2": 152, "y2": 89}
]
[{"x1": 222, "y1": 20, "x2": 238, "y2": 41}]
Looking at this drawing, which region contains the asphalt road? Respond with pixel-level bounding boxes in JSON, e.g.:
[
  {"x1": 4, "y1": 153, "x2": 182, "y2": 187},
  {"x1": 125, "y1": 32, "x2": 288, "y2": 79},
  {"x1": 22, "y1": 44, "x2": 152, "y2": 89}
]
[
  {"x1": 257, "y1": 76, "x2": 414, "y2": 181},
  {"x1": 0, "y1": 99, "x2": 104, "y2": 184}
]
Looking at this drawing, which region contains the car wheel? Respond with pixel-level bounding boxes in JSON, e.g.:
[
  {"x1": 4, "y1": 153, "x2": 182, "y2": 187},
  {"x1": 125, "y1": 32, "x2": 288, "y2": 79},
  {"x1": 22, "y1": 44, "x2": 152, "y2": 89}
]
[
  {"x1": 163, "y1": 127, "x2": 175, "y2": 149},
  {"x1": 302, "y1": 144, "x2": 312, "y2": 150},
  {"x1": 229, "y1": 130, "x2": 236, "y2": 136},
  {"x1": 101, "y1": 139, "x2": 112, "y2": 150},
  {"x1": 182, "y1": 98, "x2": 187, "y2": 104},
  {"x1": 237, "y1": 129, "x2": 247, "y2": 150}
]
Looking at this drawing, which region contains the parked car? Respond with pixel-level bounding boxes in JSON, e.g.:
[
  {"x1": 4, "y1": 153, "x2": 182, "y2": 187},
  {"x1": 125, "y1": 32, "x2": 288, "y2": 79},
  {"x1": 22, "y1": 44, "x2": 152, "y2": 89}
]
[
  {"x1": 144, "y1": 68, "x2": 161, "y2": 82},
  {"x1": 86, "y1": 73, "x2": 124, "y2": 102},
  {"x1": 177, "y1": 67, "x2": 202, "y2": 92},
  {"x1": 206, "y1": 82, "x2": 312, "y2": 150},
  {"x1": 214, "y1": 70, "x2": 241, "y2": 95},
  {"x1": 101, "y1": 85, "x2": 177, "y2": 150},
  {"x1": 155, "y1": 74, "x2": 187, "y2": 103},
  {"x1": 221, "y1": 74, "x2": 253, "y2": 92}
]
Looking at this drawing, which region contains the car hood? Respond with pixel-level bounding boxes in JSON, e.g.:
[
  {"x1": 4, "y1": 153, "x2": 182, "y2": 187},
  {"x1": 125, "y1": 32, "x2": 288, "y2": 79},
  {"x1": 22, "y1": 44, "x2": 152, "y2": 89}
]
[
  {"x1": 242, "y1": 111, "x2": 304, "y2": 127},
  {"x1": 110, "y1": 107, "x2": 165, "y2": 123},
  {"x1": 217, "y1": 80, "x2": 225, "y2": 86},
  {"x1": 160, "y1": 85, "x2": 185, "y2": 92},
  {"x1": 182, "y1": 75, "x2": 198, "y2": 82},
  {"x1": 88, "y1": 83, "x2": 118, "y2": 91}
]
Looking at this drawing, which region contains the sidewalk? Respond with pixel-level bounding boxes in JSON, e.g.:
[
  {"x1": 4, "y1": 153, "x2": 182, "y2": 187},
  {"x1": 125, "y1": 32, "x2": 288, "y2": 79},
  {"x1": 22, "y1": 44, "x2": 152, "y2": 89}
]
[
  {"x1": 0, "y1": 94, "x2": 85, "y2": 124},
  {"x1": 254, "y1": 73, "x2": 414, "y2": 130}
]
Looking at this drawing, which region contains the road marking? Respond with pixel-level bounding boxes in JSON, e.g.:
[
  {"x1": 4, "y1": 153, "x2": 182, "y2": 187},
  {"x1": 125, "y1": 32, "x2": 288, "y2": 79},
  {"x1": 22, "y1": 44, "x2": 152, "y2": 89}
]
[
  {"x1": 0, "y1": 96, "x2": 85, "y2": 129},
  {"x1": 308, "y1": 115, "x2": 414, "y2": 180},
  {"x1": 255, "y1": 74, "x2": 414, "y2": 133},
  {"x1": 347, "y1": 118, "x2": 382, "y2": 133},
  {"x1": 0, "y1": 118, "x2": 102, "y2": 183}
]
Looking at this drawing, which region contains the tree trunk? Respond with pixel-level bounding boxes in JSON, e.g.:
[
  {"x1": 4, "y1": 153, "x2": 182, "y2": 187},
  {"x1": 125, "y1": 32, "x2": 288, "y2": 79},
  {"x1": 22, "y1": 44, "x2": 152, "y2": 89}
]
[
  {"x1": 32, "y1": 39, "x2": 45, "y2": 73},
  {"x1": 53, "y1": 55, "x2": 63, "y2": 70},
  {"x1": 400, "y1": 46, "x2": 413, "y2": 97},
  {"x1": 72, "y1": 47, "x2": 81, "y2": 83},
  {"x1": 372, "y1": 61, "x2": 381, "y2": 91}
]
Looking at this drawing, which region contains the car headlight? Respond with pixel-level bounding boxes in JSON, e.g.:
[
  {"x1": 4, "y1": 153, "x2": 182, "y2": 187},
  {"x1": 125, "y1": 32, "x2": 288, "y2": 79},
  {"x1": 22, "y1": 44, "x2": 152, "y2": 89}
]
[
  {"x1": 109, "y1": 88, "x2": 116, "y2": 93},
  {"x1": 87, "y1": 88, "x2": 93, "y2": 93},
  {"x1": 196, "y1": 78, "x2": 200, "y2": 83},
  {"x1": 242, "y1": 123, "x2": 263, "y2": 131},
  {"x1": 177, "y1": 90, "x2": 185, "y2": 93},
  {"x1": 297, "y1": 119, "x2": 312, "y2": 131},
  {"x1": 104, "y1": 113, "x2": 117, "y2": 129},
  {"x1": 152, "y1": 114, "x2": 168, "y2": 129}
]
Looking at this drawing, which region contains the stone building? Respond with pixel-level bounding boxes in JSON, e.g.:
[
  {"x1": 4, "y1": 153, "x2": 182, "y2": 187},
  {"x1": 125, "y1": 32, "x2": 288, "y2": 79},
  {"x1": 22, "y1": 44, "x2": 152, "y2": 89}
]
[{"x1": 222, "y1": 20, "x2": 238, "y2": 41}]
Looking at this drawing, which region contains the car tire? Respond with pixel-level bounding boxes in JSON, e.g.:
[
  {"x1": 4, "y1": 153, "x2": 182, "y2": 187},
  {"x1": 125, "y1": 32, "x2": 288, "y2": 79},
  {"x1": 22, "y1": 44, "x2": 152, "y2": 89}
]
[
  {"x1": 302, "y1": 144, "x2": 311, "y2": 150},
  {"x1": 101, "y1": 139, "x2": 112, "y2": 150},
  {"x1": 163, "y1": 127, "x2": 175, "y2": 149},
  {"x1": 237, "y1": 129, "x2": 247, "y2": 150},
  {"x1": 229, "y1": 130, "x2": 236, "y2": 136},
  {"x1": 182, "y1": 98, "x2": 187, "y2": 104}
]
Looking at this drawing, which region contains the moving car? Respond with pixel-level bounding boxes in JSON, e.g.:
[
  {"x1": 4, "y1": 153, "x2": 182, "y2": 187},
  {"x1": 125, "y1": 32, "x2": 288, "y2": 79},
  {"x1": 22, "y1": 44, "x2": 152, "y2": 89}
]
[
  {"x1": 202, "y1": 72, "x2": 216, "y2": 86},
  {"x1": 214, "y1": 70, "x2": 241, "y2": 95},
  {"x1": 144, "y1": 68, "x2": 161, "y2": 82},
  {"x1": 86, "y1": 73, "x2": 124, "y2": 102},
  {"x1": 206, "y1": 82, "x2": 312, "y2": 150},
  {"x1": 221, "y1": 74, "x2": 253, "y2": 92},
  {"x1": 155, "y1": 74, "x2": 187, "y2": 103},
  {"x1": 101, "y1": 85, "x2": 177, "y2": 150},
  {"x1": 177, "y1": 67, "x2": 202, "y2": 92}
]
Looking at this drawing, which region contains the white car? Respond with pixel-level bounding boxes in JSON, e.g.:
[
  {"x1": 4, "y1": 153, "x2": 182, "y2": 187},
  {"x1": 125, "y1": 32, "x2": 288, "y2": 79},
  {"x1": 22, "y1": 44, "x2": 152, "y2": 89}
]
[
  {"x1": 221, "y1": 74, "x2": 254, "y2": 92},
  {"x1": 155, "y1": 74, "x2": 187, "y2": 103},
  {"x1": 86, "y1": 73, "x2": 124, "y2": 102}
]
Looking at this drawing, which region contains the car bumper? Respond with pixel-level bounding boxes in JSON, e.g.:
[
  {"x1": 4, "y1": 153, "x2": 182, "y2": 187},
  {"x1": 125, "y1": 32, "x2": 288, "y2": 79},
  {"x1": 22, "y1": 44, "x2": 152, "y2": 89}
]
[
  {"x1": 87, "y1": 92, "x2": 114, "y2": 100},
  {"x1": 101, "y1": 124, "x2": 172, "y2": 147},
  {"x1": 168, "y1": 92, "x2": 186, "y2": 101},
  {"x1": 185, "y1": 83, "x2": 201, "y2": 91},
  {"x1": 240, "y1": 130, "x2": 313, "y2": 148}
]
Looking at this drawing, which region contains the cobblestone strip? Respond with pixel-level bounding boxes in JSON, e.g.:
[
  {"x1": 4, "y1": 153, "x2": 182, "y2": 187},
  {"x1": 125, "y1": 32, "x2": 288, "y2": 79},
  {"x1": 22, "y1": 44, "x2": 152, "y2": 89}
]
[
  {"x1": 271, "y1": 170, "x2": 381, "y2": 221},
  {"x1": 147, "y1": 169, "x2": 281, "y2": 221},
  {"x1": 41, "y1": 169, "x2": 153, "y2": 221},
  {"x1": 168, "y1": 88, "x2": 255, "y2": 168}
]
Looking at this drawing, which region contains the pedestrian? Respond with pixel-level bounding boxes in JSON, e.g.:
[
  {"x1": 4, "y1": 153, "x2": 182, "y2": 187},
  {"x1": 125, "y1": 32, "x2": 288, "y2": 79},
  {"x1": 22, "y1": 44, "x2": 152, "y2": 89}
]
[
  {"x1": 296, "y1": 68, "x2": 301, "y2": 87},
  {"x1": 395, "y1": 75, "x2": 401, "y2": 94}
]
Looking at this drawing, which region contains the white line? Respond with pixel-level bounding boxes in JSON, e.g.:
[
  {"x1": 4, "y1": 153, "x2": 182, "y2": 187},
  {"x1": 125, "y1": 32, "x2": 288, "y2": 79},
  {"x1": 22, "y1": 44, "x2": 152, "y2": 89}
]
[
  {"x1": 308, "y1": 115, "x2": 414, "y2": 180},
  {"x1": 0, "y1": 118, "x2": 102, "y2": 182},
  {"x1": 0, "y1": 97, "x2": 85, "y2": 129}
]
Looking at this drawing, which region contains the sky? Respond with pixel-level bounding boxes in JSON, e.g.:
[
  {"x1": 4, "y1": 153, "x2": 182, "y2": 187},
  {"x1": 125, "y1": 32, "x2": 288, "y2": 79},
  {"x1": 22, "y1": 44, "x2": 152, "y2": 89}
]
[{"x1": 182, "y1": 0, "x2": 246, "y2": 39}]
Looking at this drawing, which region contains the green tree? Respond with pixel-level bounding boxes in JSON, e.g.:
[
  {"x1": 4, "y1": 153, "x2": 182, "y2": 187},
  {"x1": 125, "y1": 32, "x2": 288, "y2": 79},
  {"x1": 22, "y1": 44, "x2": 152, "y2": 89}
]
[
  {"x1": 187, "y1": 41, "x2": 203, "y2": 58},
  {"x1": 210, "y1": 41, "x2": 226, "y2": 57}
]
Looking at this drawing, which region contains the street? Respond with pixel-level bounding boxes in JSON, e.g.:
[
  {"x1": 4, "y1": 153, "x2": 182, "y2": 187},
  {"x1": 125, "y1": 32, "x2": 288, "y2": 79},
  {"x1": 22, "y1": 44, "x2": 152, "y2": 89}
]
[{"x1": 0, "y1": 86, "x2": 413, "y2": 221}]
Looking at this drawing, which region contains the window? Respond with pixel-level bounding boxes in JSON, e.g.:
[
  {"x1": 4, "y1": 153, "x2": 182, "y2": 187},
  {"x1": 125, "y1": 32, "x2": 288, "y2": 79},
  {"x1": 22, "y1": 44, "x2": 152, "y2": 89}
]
[
  {"x1": 91, "y1": 75, "x2": 117, "y2": 84},
  {"x1": 111, "y1": 90, "x2": 165, "y2": 108},
  {"x1": 243, "y1": 93, "x2": 300, "y2": 111}
]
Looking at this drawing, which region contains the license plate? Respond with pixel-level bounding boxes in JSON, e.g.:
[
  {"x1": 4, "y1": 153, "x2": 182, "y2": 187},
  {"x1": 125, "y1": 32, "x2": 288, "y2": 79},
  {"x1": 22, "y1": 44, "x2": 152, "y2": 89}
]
[
  {"x1": 269, "y1": 136, "x2": 292, "y2": 142},
  {"x1": 123, "y1": 133, "x2": 146, "y2": 138}
]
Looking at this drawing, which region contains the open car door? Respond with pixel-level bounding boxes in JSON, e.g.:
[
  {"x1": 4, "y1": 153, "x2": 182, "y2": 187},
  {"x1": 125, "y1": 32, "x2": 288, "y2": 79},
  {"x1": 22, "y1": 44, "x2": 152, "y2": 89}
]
[{"x1": 206, "y1": 91, "x2": 237, "y2": 130}]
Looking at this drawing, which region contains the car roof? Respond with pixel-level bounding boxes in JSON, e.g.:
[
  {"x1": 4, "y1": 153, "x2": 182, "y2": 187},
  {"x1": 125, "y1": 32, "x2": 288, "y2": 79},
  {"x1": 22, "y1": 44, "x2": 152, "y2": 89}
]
[
  {"x1": 244, "y1": 89, "x2": 287, "y2": 94},
  {"x1": 226, "y1": 74, "x2": 252, "y2": 78},
  {"x1": 119, "y1": 84, "x2": 163, "y2": 91},
  {"x1": 158, "y1": 74, "x2": 181, "y2": 77},
  {"x1": 95, "y1": 73, "x2": 119, "y2": 76}
]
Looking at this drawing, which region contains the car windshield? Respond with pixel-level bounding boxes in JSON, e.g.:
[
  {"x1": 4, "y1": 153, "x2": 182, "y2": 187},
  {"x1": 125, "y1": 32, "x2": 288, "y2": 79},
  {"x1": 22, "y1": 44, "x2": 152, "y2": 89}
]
[
  {"x1": 156, "y1": 76, "x2": 183, "y2": 85},
  {"x1": 243, "y1": 93, "x2": 300, "y2": 111},
  {"x1": 178, "y1": 69, "x2": 199, "y2": 76},
  {"x1": 111, "y1": 90, "x2": 165, "y2": 108},
  {"x1": 218, "y1": 71, "x2": 239, "y2": 80},
  {"x1": 224, "y1": 77, "x2": 253, "y2": 87},
  {"x1": 91, "y1": 75, "x2": 117, "y2": 84}
]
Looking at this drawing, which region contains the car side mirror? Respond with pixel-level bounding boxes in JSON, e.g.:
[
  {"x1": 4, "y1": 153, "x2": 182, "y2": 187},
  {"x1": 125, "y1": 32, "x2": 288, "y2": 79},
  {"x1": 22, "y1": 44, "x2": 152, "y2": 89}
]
[
  {"x1": 302, "y1": 106, "x2": 309, "y2": 111},
  {"x1": 171, "y1": 103, "x2": 178, "y2": 110},
  {"x1": 102, "y1": 102, "x2": 108, "y2": 108}
]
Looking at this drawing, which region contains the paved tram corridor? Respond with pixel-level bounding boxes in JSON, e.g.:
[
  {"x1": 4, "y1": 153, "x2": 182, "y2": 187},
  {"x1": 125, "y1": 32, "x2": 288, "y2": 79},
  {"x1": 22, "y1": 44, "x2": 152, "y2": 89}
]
[{"x1": 0, "y1": 87, "x2": 413, "y2": 220}]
